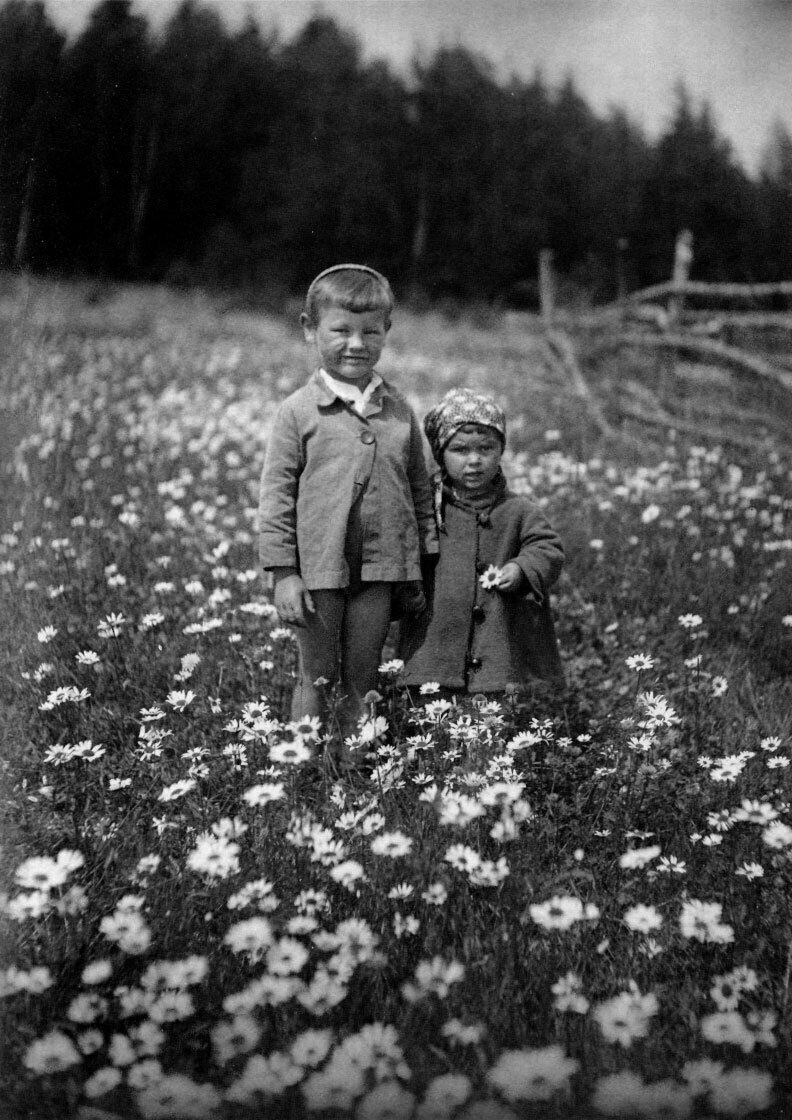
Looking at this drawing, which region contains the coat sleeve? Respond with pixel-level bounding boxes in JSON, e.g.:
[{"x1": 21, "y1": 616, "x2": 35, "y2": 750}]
[
  {"x1": 258, "y1": 402, "x2": 303, "y2": 573},
  {"x1": 513, "y1": 503, "x2": 564, "y2": 605},
  {"x1": 407, "y1": 410, "x2": 440, "y2": 556}
]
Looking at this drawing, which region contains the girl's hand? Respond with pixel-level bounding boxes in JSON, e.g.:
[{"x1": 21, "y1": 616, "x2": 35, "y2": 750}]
[
  {"x1": 496, "y1": 561, "x2": 524, "y2": 593},
  {"x1": 274, "y1": 573, "x2": 315, "y2": 626}
]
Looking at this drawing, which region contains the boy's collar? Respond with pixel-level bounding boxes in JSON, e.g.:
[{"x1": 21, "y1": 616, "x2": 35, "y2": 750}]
[{"x1": 310, "y1": 369, "x2": 389, "y2": 408}]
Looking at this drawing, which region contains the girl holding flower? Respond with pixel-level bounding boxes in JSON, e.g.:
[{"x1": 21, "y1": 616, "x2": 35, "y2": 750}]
[{"x1": 399, "y1": 388, "x2": 565, "y2": 695}]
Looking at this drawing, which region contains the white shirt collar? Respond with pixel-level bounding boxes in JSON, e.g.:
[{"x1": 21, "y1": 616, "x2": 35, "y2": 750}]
[{"x1": 319, "y1": 369, "x2": 382, "y2": 414}]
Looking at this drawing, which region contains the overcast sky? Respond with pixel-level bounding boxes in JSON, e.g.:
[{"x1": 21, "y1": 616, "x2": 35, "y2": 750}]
[{"x1": 43, "y1": 0, "x2": 792, "y2": 174}]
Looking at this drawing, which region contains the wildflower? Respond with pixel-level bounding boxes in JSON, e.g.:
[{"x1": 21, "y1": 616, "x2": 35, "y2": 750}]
[
  {"x1": 165, "y1": 689, "x2": 195, "y2": 711},
  {"x1": 762, "y1": 820, "x2": 792, "y2": 849},
  {"x1": 0, "y1": 966, "x2": 53, "y2": 997},
  {"x1": 83, "y1": 1066, "x2": 123, "y2": 1099},
  {"x1": 418, "y1": 1073, "x2": 472, "y2": 1119},
  {"x1": 710, "y1": 755, "x2": 748, "y2": 782},
  {"x1": 441, "y1": 1019, "x2": 485, "y2": 1046},
  {"x1": 100, "y1": 908, "x2": 151, "y2": 955},
  {"x1": 708, "y1": 1068, "x2": 773, "y2": 1116},
  {"x1": 77, "y1": 1030, "x2": 104, "y2": 1056},
  {"x1": 290, "y1": 1029, "x2": 334, "y2": 1069},
  {"x1": 139, "y1": 613, "x2": 165, "y2": 631},
  {"x1": 212, "y1": 1014, "x2": 261, "y2": 1064},
  {"x1": 75, "y1": 650, "x2": 101, "y2": 666},
  {"x1": 421, "y1": 882, "x2": 448, "y2": 906},
  {"x1": 270, "y1": 736, "x2": 312, "y2": 765},
  {"x1": 67, "y1": 993, "x2": 108, "y2": 1023},
  {"x1": 529, "y1": 895, "x2": 586, "y2": 931},
  {"x1": 402, "y1": 957, "x2": 465, "y2": 1002},
  {"x1": 224, "y1": 917, "x2": 274, "y2": 961},
  {"x1": 186, "y1": 832, "x2": 240, "y2": 880},
  {"x1": 593, "y1": 987, "x2": 658, "y2": 1047},
  {"x1": 136, "y1": 1073, "x2": 222, "y2": 1119},
  {"x1": 488, "y1": 1045, "x2": 579, "y2": 1102},
  {"x1": 227, "y1": 878, "x2": 278, "y2": 912},
  {"x1": 419, "y1": 682, "x2": 440, "y2": 694},
  {"x1": 423, "y1": 698, "x2": 455, "y2": 719},
  {"x1": 710, "y1": 973, "x2": 743, "y2": 1012},
  {"x1": 619, "y1": 844, "x2": 661, "y2": 870},
  {"x1": 700, "y1": 1011, "x2": 755, "y2": 1052},
  {"x1": 679, "y1": 899, "x2": 734, "y2": 944},
  {"x1": 657, "y1": 855, "x2": 686, "y2": 874},
  {"x1": 357, "y1": 1082, "x2": 416, "y2": 1120},
  {"x1": 23, "y1": 1030, "x2": 82, "y2": 1073},
  {"x1": 127, "y1": 1059, "x2": 164, "y2": 1091},
  {"x1": 393, "y1": 913, "x2": 420, "y2": 938},
  {"x1": 388, "y1": 882, "x2": 414, "y2": 900},
  {"x1": 736, "y1": 861, "x2": 764, "y2": 880},
  {"x1": 444, "y1": 844, "x2": 481, "y2": 874},
  {"x1": 679, "y1": 613, "x2": 704, "y2": 630},
  {"x1": 591, "y1": 1071, "x2": 647, "y2": 1115},
  {"x1": 15, "y1": 849, "x2": 83, "y2": 891},
  {"x1": 625, "y1": 653, "x2": 655, "y2": 671},
  {"x1": 371, "y1": 831, "x2": 412, "y2": 858},
  {"x1": 329, "y1": 860, "x2": 367, "y2": 890},
  {"x1": 379, "y1": 659, "x2": 405, "y2": 675},
  {"x1": 302, "y1": 1063, "x2": 366, "y2": 1112},
  {"x1": 158, "y1": 778, "x2": 196, "y2": 802},
  {"x1": 37, "y1": 626, "x2": 58, "y2": 643},
  {"x1": 39, "y1": 685, "x2": 90, "y2": 710},
  {"x1": 97, "y1": 612, "x2": 126, "y2": 638},
  {"x1": 680, "y1": 1057, "x2": 725, "y2": 1096},
  {"x1": 551, "y1": 971, "x2": 589, "y2": 1014},
  {"x1": 479, "y1": 565, "x2": 504, "y2": 590},
  {"x1": 267, "y1": 938, "x2": 309, "y2": 976},
  {"x1": 623, "y1": 904, "x2": 663, "y2": 933}
]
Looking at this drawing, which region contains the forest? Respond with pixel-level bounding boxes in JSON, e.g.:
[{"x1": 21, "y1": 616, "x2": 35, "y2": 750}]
[{"x1": 2, "y1": 0, "x2": 792, "y2": 302}]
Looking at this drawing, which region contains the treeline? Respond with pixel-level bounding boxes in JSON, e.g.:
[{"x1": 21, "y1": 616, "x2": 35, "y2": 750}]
[{"x1": 2, "y1": 0, "x2": 792, "y2": 303}]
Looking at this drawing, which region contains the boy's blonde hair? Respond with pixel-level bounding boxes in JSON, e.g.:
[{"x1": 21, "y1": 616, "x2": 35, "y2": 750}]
[{"x1": 304, "y1": 264, "x2": 394, "y2": 328}]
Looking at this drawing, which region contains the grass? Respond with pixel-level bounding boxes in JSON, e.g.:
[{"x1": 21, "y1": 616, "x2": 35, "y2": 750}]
[{"x1": 1, "y1": 274, "x2": 791, "y2": 1119}]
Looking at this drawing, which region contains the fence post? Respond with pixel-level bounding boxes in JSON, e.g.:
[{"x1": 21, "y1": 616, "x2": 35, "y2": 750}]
[
  {"x1": 539, "y1": 248, "x2": 555, "y2": 324},
  {"x1": 668, "y1": 228, "x2": 693, "y2": 327}
]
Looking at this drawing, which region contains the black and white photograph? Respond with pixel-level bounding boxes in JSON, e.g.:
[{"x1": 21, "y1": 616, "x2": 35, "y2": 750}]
[{"x1": 2, "y1": 2, "x2": 792, "y2": 1118}]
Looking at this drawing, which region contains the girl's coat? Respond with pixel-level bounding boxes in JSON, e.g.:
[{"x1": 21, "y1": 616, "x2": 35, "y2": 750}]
[{"x1": 400, "y1": 474, "x2": 564, "y2": 691}]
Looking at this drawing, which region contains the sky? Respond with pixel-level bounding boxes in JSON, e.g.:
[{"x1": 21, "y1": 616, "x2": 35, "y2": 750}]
[{"x1": 42, "y1": 0, "x2": 792, "y2": 174}]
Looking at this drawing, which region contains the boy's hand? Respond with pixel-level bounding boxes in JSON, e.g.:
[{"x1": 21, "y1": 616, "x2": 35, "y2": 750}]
[
  {"x1": 274, "y1": 573, "x2": 315, "y2": 627},
  {"x1": 496, "y1": 561, "x2": 524, "y2": 593},
  {"x1": 396, "y1": 580, "x2": 427, "y2": 616}
]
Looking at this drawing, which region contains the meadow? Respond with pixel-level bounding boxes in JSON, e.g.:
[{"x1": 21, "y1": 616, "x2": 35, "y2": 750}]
[{"x1": 1, "y1": 275, "x2": 791, "y2": 1120}]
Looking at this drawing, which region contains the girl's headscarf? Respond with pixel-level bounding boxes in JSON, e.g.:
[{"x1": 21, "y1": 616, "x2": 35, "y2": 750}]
[{"x1": 424, "y1": 388, "x2": 506, "y2": 463}]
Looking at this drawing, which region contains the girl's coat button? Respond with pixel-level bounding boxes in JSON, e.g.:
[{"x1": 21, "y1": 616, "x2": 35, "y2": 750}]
[{"x1": 360, "y1": 430, "x2": 376, "y2": 444}]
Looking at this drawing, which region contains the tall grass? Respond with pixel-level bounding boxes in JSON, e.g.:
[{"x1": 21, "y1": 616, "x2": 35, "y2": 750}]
[{"x1": 1, "y1": 279, "x2": 791, "y2": 1119}]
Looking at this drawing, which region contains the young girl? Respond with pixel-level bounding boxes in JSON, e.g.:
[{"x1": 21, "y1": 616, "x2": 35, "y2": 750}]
[
  {"x1": 400, "y1": 387, "x2": 564, "y2": 694},
  {"x1": 258, "y1": 264, "x2": 438, "y2": 739}
]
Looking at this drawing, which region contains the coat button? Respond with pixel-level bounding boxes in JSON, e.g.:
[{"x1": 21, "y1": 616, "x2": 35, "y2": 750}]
[
  {"x1": 478, "y1": 512, "x2": 490, "y2": 526},
  {"x1": 360, "y1": 430, "x2": 376, "y2": 444},
  {"x1": 472, "y1": 606, "x2": 486, "y2": 622},
  {"x1": 468, "y1": 657, "x2": 482, "y2": 670},
  {"x1": 475, "y1": 560, "x2": 486, "y2": 574}
]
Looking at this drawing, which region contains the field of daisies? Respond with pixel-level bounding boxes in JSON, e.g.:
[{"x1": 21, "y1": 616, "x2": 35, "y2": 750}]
[{"x1": 2, "y1": 278, "x2": 792, "y2": 1120}]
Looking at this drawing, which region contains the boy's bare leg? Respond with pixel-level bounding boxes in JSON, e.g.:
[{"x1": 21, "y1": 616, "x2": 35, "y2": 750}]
[{"x1": 340, "y1": 582, "x2": 392, "y2": 737}]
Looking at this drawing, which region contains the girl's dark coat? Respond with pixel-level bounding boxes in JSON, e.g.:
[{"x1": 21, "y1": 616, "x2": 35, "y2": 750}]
[{"x1": 399, "y1": 476, "x2": 564, "y2": 691}]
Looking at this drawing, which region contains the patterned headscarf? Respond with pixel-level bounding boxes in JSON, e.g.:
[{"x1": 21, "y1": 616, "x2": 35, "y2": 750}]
[{"x1": 424, "y1": 388, "x2": 507, "y2": 463}]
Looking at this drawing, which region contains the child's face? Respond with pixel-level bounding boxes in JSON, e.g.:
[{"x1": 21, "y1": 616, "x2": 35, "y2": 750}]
[
  {"x1": 301, "y1": 304, "x2": 389, "y2": 384},
  {"x1": 442, "y1": 425, "x2": 503, "y2": 493}
]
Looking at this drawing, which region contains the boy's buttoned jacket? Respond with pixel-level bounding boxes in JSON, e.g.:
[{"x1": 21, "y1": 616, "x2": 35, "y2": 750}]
[
  {"x1": 259, "y1": 371, "x2": 438, "y2": 589},
  {"x1": 400, "y1": 477, "x2": 565, "y2": 691}
]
